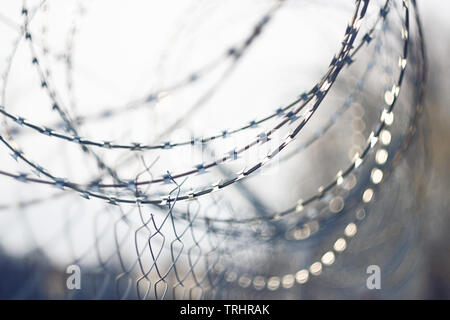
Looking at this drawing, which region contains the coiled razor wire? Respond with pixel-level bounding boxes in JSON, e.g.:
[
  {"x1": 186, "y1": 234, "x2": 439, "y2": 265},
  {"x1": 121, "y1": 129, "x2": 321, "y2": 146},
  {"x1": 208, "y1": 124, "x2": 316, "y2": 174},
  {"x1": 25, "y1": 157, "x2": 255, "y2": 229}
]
[{"x1": 0, "y1": 0, "x2": 427, "y2": 299}]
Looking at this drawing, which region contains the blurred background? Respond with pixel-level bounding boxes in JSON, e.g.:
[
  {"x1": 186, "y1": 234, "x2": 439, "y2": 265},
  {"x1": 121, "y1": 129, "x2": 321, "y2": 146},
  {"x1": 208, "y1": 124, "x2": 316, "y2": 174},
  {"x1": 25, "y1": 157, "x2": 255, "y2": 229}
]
[
  {"x1": 0, "y1": 0, "x2": 449, "y2": 299},
  {"x1": 411, "y1": 0, "x2": 450, "y2": 300}
]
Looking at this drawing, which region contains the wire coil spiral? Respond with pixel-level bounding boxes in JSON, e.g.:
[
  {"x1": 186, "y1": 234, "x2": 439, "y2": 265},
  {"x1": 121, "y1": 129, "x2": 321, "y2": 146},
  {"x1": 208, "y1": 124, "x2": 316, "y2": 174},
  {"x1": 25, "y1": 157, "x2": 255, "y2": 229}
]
[{"x1": 0, "y1": 0, "x2": 427, "y2": 299}]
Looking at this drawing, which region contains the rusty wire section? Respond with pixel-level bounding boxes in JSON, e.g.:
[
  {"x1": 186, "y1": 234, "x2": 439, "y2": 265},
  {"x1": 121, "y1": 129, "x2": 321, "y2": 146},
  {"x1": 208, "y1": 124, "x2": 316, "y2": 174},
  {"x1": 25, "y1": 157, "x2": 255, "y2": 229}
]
[{"x1": 0, "y1": 0, "x2": 426, "y2": 299}]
